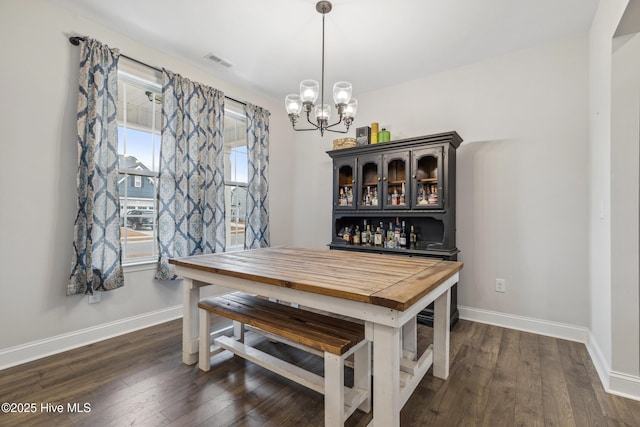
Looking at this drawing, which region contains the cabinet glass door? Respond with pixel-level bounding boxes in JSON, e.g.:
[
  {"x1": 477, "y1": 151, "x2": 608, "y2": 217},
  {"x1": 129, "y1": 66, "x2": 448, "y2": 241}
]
[
  {"x1": 383, "y1": 152, "x2": 410, "y2": 209},
  {"x1": 357, "y1": 154, "x2": 381, "y2": 209},
  {"x1": 334, "y1": 158, "x2": 355, "y2": 209},
  {"x1": 412, "y1": 147, "x2": 443, "y2": 209}
]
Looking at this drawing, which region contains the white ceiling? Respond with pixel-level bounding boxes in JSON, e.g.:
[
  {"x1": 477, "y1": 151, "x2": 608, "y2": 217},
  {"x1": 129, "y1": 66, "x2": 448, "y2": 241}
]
[{"x1": 50, "y1": 0, "x2": 599, "y2": 103}]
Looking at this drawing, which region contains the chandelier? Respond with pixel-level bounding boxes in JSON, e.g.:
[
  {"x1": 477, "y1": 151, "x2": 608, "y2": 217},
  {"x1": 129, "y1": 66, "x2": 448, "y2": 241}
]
[{"x1": 284, "y1": 1, "x2": 357, "y2": 136}]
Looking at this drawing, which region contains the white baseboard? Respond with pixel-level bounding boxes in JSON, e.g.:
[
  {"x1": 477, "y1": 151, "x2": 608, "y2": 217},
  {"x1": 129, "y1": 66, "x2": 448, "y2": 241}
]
[
  {"x1": 458, "y1": 305, "x2": 590, "y2": 343},
  {"x1": 608, "y1": 371, "x2": 640, "y2": 401},
  {"x1": 0, "y1": 305, "x2": 182, "y2": 371},
  {"x1": 459, "y1": 305, "x2": 640, "y2": 401}
]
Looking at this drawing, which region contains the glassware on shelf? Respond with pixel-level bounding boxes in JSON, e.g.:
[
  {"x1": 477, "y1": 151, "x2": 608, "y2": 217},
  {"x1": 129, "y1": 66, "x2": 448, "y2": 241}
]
[
  {"x1": 338, "y1": 188, "x2": 347, "y2": 206},
  {"x1": 428, "y1": 185, "x2": 438, "y2": 204}
]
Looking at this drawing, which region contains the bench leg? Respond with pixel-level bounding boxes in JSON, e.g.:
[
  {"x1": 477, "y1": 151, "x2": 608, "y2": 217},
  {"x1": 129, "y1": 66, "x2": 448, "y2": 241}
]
[
  {"x1": 324, "y1": 352, "x2": 344, "y2": 427},
  {"x1": 233, "y1": 320, "x2": 245, "y2": 343},
  {"x1": 354, "y1": 341, "x2": 371, "y2": 413},
  {"x1": 199, "y1": 308, "x2": 212, "y2": 371}
]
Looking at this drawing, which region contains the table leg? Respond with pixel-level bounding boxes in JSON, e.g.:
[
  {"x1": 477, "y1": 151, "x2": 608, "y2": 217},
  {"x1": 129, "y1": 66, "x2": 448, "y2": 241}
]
[
  {"x1": 372, "y1": 322, "x2": 401, "y2": 427},
  {"x1": 402, "y1": 316, "x2": 418, "y2": 361},
  {"x1": 182, "y1": 277, "x2": 200, "y2": 365},
  {"x1": 433, "y1": 288, "x2": 451, "y2": 379}
]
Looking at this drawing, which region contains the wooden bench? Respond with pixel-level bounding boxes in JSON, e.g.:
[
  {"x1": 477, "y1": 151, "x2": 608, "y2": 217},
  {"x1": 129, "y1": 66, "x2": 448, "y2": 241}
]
[{"x1": 198, "y1": 293, "x2": 371, "y2": 426}]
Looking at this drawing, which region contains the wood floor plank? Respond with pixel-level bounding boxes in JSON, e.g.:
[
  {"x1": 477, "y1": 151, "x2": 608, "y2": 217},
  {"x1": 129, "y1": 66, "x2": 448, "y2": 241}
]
[
  {"x1": 514, "y1": 331, "x2": 544, "y2": 427},
  {"x1": 538, "y1": 334, "x2": 577, "y2": 426},
  {"x1": 557, "y1": 340, "x2": 608, "y2": 426},
  {"x1": 3, "y1": 318, "x2": 640, "y2": 427},
  {"x1": 480, "y1": 327, "x2": 520, "y2": 427}
]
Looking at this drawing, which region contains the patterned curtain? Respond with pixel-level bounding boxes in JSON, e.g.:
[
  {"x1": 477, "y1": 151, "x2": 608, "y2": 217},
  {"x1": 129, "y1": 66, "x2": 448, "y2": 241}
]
[
  {"x1": 68, "y1": 38, "x2": 124, "y2": 295},
  {"x1": 156, "y1": 69, "x2": 225, "y2": 280},
  {"x1": 244, "y1": 103, "x2": 270, "y2": 249}
]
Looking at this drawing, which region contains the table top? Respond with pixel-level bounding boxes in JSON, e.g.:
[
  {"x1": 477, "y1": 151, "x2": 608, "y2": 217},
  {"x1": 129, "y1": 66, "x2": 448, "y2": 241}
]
[{"x1": 169, "y1": 246, "x2": 463, "y2": 311}]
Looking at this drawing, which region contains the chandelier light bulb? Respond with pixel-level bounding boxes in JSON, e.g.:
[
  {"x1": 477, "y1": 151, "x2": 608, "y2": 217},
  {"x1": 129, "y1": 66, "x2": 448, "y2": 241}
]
[
  {"x1": 344, "y1": 98, "x2": 358, "y2": 119},
  {"x1": 333, "y1": 81, "x2": 352, "y2": 105},
  {"x1": 300, "y1": 80, "x2": 320, "y2": 103},
  {"x1": 315, "y1": 104, "x2": 331, "y2": 122},
  {"x1": 285, "y1": 94, "x2": 303, "y2": 115}
]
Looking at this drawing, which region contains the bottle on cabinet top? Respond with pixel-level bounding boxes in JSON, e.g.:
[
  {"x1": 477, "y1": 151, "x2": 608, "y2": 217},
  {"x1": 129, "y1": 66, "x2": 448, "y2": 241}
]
[{"x1": 378, "y1": 128, "x2": 390, "y2": 143}]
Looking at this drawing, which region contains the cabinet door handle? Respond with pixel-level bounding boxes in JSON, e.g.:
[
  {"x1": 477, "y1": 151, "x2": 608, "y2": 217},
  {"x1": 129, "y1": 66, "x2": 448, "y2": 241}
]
[
  {"x1": 413, "y1": 175, "x2": 417, "y2": 179},
  {"x1": 383, "y1": 177, "x2": 386, "y2": 181},
  {"x1": 378, "y1": 177, "x2": 381, "y2": 181}
]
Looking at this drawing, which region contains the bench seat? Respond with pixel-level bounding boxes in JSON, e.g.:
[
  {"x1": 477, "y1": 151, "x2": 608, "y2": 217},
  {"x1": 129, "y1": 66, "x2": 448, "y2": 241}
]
[{"x1": 198, "y1": 293, "x2": 371, "y2": 426}]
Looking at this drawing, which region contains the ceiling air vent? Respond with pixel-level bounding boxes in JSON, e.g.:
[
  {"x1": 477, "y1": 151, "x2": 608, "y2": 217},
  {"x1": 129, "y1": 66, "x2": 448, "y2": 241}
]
[{"x1": 205, "y1": 53, "x2": 233, "y2": 68}]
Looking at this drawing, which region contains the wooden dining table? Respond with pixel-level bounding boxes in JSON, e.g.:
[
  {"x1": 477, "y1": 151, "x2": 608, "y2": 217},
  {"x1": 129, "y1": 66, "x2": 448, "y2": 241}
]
[{"x1": 170, "y1": 246, "x2": 462, "y2": 427}]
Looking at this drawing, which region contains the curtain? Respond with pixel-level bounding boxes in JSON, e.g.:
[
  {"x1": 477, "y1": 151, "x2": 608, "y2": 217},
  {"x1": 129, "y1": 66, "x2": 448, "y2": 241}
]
[
  {"x1": 244, "y1": 103, "x2": 270, "y2": 249},
  {"x1": 68, "y1": 38, "x2": 124, "y2": 295},
  {"x1": 156, "y1": 69, "x2": 225, "y2": 280}
]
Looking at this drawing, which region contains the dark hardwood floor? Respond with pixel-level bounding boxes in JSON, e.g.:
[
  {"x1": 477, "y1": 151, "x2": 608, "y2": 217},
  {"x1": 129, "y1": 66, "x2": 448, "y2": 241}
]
[{"x1": 2, "y1": 319, "x2": 640, "y2": 426}]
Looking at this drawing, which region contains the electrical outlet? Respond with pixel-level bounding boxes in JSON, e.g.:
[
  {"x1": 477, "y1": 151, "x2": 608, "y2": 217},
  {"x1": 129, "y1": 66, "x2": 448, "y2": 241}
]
[
  {"x1": 88, "y1": 291, "x2": 102, "y2": 304},
  {"x1": 495, "y1": 279, "x2": 506, "y2": 293}
]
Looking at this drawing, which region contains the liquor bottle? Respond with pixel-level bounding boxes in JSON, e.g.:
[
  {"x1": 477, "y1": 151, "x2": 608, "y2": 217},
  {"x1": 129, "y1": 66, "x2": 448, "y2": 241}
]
[
  {"x1": 392, "y1": 188, "x2": 399, "y2": 205},
  {"x1": 353, "y1": 225, "x2": 361, "y2": 245},
  {"x1": 347, "y1": 187, "x2": 353, "y2": 205},
  {"x1": 400, "y1": 221, "x2": 407, "y2": 248},
  {"x1": 400, "y1": 182, "x2": 406, "y2": 205},
  {"x1": 361, "y1": 220, "x2": 369, "y2": 245},
  {"x1": 339, "y1": 188, "x2": 346, "y2": 206},
  {"x1": 387, "y1": 221, "x2": 394, "y2": 248},
  {"x1": 394, "y1": 217, "x2": 401, "y2": 247},
  {"x1": 409, "y1": 225, "x2": 417, "y2": 249},
  {"x1": 372, "y1": 187, "x2": 378, "y2": 206},
  {"x1": 365, "y1": 186, "x2": 371, "y2": 206},
  {"x1": 343, "y1": 226, "x2": 351, "y2": 245},
  {"x1": 365, "y1": 224, "x2": 372, "y2": 246},
  {"x1": 374, "y1": 226, "x2": 383, "y2": 247}
]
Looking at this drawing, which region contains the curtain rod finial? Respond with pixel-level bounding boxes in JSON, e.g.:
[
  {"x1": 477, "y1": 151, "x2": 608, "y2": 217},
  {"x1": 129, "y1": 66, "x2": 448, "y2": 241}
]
[{"x1": 69, "y1": 36, "x2": 85, "y2": 46}]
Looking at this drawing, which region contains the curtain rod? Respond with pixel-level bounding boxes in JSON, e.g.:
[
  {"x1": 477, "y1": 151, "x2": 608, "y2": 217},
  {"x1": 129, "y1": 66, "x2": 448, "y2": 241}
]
[{"x1": 69, "y1": 36, "x2": 246, "y2": 106}]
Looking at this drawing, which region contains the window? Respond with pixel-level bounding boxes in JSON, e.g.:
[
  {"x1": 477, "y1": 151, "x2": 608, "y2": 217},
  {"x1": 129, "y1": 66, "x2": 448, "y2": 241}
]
[
  {"x1": 224, "y1": 101, "x2": 248, "y2": 251},
  {"x1": 117, "y1": 63, "x2": 247, "y2": 261},
  {"x1": 117, "y1": 67, "x2": 161, "y2": 263}
]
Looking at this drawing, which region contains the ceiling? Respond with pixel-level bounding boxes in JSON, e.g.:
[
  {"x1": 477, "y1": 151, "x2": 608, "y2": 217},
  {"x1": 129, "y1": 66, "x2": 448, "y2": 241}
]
[{"x1": 50, "y1": 0, "x2": 599, "y2": 103}]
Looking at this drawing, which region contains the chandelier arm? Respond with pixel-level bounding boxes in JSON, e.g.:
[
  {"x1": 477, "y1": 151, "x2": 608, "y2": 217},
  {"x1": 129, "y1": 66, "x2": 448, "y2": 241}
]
[
  {"x1": 294, "y1": 126, "x2": 324, "y2": 132},
  {"x1": 325, "y1": 127, "x2": 350, "y2": 134},
  {"x1": 325, "y1": 115, "x2": 344, "y2": 129},
  {"x1": 306, "y1": 111, "x2": 320, "y2": 129}
]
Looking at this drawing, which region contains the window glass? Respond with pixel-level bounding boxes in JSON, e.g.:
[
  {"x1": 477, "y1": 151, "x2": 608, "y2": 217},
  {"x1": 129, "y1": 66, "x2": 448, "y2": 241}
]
[
  {"x1": 117, "y1": 73, "x2": 161, "y2": 263},
  {"x1": 224, "y1": 101, "x2": 248, "y2": 250}
]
